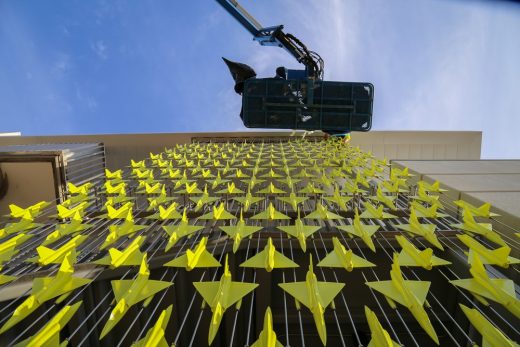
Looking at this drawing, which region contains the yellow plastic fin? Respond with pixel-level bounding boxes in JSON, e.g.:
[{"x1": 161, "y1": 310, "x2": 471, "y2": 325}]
[
  {"x1": 193, "y1": 280, "x2": 257, "y2": 310},
  {"x1": 317, "y1": 248, "x2": 375, "y2": 271},
  {"x1": 250, "y1": 203, "x2": 290, "y2": 220},
  {"x1": 0, "y1": 274, "x2": 17, "y2": 285},
  {"x1": 304, "y1": 202, "x2": 343, "y2": 220},
  {"x1": 14, "y1": 301, "x2": 82, "y2": 347},
  {"x1": 199, "y1": 203, "x2": 236, "y2": 220},
  {"x1": 164, "y1": 247, "x2": 220, "y2": 270},
  {"x1": 111, "y1": 279, "x2": 172, "y2": 308},
  {"x1": 111, "y1": 280, "x2": 134, "y2": 303},
  {"x1": 250, "y1": 307, "x2": 284, "y2": 347},
  {"x1": 192, "y1": 281, "x2": 220, "y2": 306},
  {"x1": 240, "y1": 239, "x2": 298, "y2": 271},
  {"x1": 366, "y1": 280, "x2": 430, "y2": 307},
  {"x1": 365, "y1": 305, "x2": 401, "y2": 347},
  {"x1": 223, "y1": 282, "x2": 259, "y2": 309},
  {"x1": 131, "y1": 305, "x2": 172, "y2": 347},
  {"x1": 459, "y1": 304, "x2": 518, "y2": 347}
]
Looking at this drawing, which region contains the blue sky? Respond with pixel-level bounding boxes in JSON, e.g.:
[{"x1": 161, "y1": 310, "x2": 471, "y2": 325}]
[{"x1": 1, "y1": 0, "x2": 519, "y2": 158}]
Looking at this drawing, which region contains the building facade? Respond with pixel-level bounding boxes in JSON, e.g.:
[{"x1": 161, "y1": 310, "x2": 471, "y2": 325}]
[{"x1": 0, "y1": 131, "x2": 518, "y2": 347}]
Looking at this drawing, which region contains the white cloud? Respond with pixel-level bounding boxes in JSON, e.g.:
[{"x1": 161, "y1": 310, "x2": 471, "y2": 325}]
[
  {"x1": 75, "y1": 86, "x2": 98, "y2": 111},
  {"x1": 91, "y1": 40, "x2": 108, "y2": 59},
  {"x1": 52, "y1": 53, "x2": 71, "y2": 74},
  {"x1": 266, "y1": 0, "x2": 520, "y2": 159}
]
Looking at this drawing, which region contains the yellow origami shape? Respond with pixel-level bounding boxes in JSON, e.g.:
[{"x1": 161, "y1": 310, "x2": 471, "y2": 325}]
[
  {"x1": 278, "y1": 255, "x2": 345, "y2": 345},
  {"x1": 209, "y1": 172, "x2": 229, "y2": 189},
  {"x1": 249, "y1": 307, "x2": 283, "y2": 347},
  {"x1": 364, "y1": 305, "x2": 400, "y2": 347},
  {"x1": 13, "y1": 301, "x2": 82, "y2": 347},
  {"x1": 0, "y1": 216, "x2": 42, "y2": 239},
  {"x1": 450, "y1": 255, "x2": 520, "y2": 319},
  {"x1": 233, "y1": 190, "x2": 263, "y2": 212},
  {"x1": 257, "y1": 182, "x2": 286, "y2": 194},
  {"x1": 277, "y1": 192, "x2": 308, "y2": 211},
  {"x1": 106, "y1": 202, "x2": 134, "y2": 219},
  {"x1": 199, "y1": 203, "x2": 236, "y2": 220},
  {"x1": 101, "y1": 215, "x2": 147, "y2": 250},
  {"x1": 217, "y1": 182, "x2": 245, "y2": 195},
  {"x1": 322, "y1": 186, "x2": 352, "y2": 211},
  {"x1": 163, "y1": 209, "x2": 204, "y2": 251},
  {"x1": 251, "y1": 202, "x2": 290, "y2": 221},
  {"x1": 298, "y1": 182, "x2": 324, "y2": 194},
  {"x1": 337, "y1": 209, "x2": 379, "y2": 252},
  {"x1": 240, "y1": 237, "x2": 298, "y2": 272},
  {"x1": 148, "y1": 202, "x2": 181, "y2": 220},
  {"x1": 100, "y1": 255, "x2": 172, "y2": 339},
  {"x1": 369, "y1": 184, "x2": 397, "y2": 210},
  {"x1": 418, "y1": 180, "x2": 447, "y2": 193},
  {"x1": 276, "y1": 208, "x2": 320, "y2": 252},
  {"x1": 0, "y1": 234, "x2": 33, "y2": 264},
  {"x1": 305, "y1": 202, "x2": 343, "y2": 220},
  {"x1": 219, "y1": 210, "x2": 263, "y2": 253},
  {"x1": 410, "y1": 201, "x2": 447, "y2": 218},
  {"x1": 131, "y1": 305, "x2": 173, "y2": 347},
  {"x1": 105, "y1": 181, "x2": 127, "y2": 196},
  {"x1": 137, "y1": 182, "x2": 164, "y2": 195},
  {"x1": 105, "y1": 168, "x2": 124, "y2": 182},
  {"x1": 68, "y1": 182, "x2": 92, "y2": 195},
  {"x1": 193, "y1": 255, "x2": 258, "y2": 345},
  {"x1": 450, "y1": 208, "x2": 505, "y2": 246},
  {"x1": 459, "y1": 304, "x2": 518, "y2": 347},
  {"x1": 31, "y1": 234, "x2": 88, "y2": 266},
  {"x1": 317, "y1": 237, "x2": 375, "y2": 271},
  {"x1": 94, "y1": 236, "x2": 145, "y2": 268},
  {"x1": 366, "y1": 254, "x2": 439, "y2": 344},
  {"x1": 457, "y1": 234, "x2": 519, "y2": 268},
  {"x1": 8, "y1": 201, "x2": 50, "y2": 219},
  {"x1": 396, "y1": 235, "x2": 450, "y2": 270},
  {"x1": 43, "y1": 211, "x2": 91, "y2": 245},
  {"x1": 410, "y1": 185, "x2": 443, "y2": 208},
  {"x1": 189, "y1": 185, "x2": 220, "y2": 212},
  {"x1": 394, "y1": 207, "x2": 443, "y2": 250},
  {"x1": 56, "y1": 201, "x2": 90, "y2": 220},
  {"x1": 164, "y1": 237, "x2": 220, "y2": 271},
  {"x1": 360, "y1": 201, "x2": 396, "y2": 219},
  {"x1": 131, "y1": 159, "x2": 146, "y2": 168},
  {"x1": 454, "y1": 200, "x2": 499, "y2": 218},
  {"x1": 0, "y1": 252, "x2": 91, "y2": 334}
]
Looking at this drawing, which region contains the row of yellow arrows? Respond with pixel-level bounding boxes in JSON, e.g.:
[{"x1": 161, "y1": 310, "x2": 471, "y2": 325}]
[{"x1": 0, "y1": 139, "x2": 518, "y2": 346}]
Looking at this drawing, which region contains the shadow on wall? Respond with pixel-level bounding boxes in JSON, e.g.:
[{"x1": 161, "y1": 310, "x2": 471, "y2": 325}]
[{"x1": 0, "y1": 167, "x2": 8, "y2": 200}]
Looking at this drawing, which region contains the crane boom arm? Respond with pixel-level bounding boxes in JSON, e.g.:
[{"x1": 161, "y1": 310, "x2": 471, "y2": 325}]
[{"x1": 215, "y1": 0, "x2": 322, "y2": 78}]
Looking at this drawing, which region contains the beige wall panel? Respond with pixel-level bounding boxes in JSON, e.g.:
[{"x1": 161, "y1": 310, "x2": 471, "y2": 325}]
[
  {"x1": 456, "y1": 144, "x2": 470, "y2": 159},
  {"x1": 462, "y1": 192, "x2": 520, "y2": 220},
  {"x1": 394, "y1": 160, "x2": 520, "y2": 175},
  {"x1": 433, "y1": 145, "x2": 446, "y2": 160},
  {"x1": 446, "y1": 144, "x2": 458, "y2": 159},
  {"x1": 409, "y1": 144, "x2": 422, "y2": 159},
  {"x1": 0, "y1": 162, "x2": 56, "y2": 216},
  {"x1": 385, "y1": 144, "x2": 397, "y2": 160},
  {"x1": 420, "y1": 144, "x2": 434, "y2": 158},
  {"x1": 371, "y1": 144, "x2": 385, "y2": 158},
  {"x1": 427, "y1": 174, "x2": 520, "y2": 192},
  {"x1": 397, "y1": 144, "x2": 410, "y2": 158}
]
